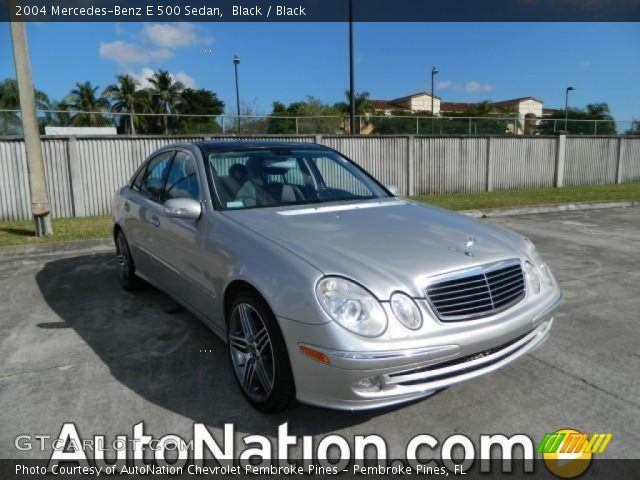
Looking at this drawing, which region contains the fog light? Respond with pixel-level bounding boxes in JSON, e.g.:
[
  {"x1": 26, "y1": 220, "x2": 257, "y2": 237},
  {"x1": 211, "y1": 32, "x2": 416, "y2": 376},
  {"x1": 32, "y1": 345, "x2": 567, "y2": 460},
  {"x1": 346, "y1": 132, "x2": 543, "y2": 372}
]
[{"x1": 353, "y1": 376, "x2": 382, "y2": 393}]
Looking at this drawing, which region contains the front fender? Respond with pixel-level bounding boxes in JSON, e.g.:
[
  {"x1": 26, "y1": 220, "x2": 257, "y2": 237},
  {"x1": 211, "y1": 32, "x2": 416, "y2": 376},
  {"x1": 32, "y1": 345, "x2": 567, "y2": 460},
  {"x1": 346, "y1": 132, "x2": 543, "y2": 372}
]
[{"x1": 211, "y1": 213, "x2": 329, "y2": 325}]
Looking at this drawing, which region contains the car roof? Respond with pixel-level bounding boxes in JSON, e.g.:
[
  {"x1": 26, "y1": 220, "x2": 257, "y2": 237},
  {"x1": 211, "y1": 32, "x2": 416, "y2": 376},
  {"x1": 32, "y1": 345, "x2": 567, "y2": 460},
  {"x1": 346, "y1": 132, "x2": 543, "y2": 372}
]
[{"x1": 193, "y1": 140, "x2": 330, "y2": 151}]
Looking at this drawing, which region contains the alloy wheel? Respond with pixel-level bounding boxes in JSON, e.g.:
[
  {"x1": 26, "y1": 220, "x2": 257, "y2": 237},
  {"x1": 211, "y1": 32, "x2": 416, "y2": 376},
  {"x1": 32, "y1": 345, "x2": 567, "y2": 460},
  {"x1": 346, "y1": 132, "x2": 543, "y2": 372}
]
[
  {"x1": 116, "y1": 234, "x2": 130, "y2": 281},
  {"x1": 229, "y1": 303, "x2": 275, "y2": 402}
]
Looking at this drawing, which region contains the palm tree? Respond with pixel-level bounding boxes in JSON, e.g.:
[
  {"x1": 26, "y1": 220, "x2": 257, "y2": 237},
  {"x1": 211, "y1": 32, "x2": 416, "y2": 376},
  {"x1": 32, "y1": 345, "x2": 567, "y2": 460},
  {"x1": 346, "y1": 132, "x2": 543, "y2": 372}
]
[
  {"x1": 103, "y1": 74, "x2": 140, "y2": 134},
  {"x1": 65, "y1": 81, "x2": 110, "y2": 127},
  {"x1": 336, "y1": 90, "x2": 372, "y2": 115},
  {"x1": 468, "y1": 100, "x2": 496, "y2": 117},
  {"x1": 148, "y1": 70, "x2": 184, "y2": 135},
  {"x1": 336, "y1": 91, "x2": 372, "y2": 133},
  {"x1": 130, "y1": 89, "x2": 154, "y2": 134},
  {"x1": 47, "y1": 100, "x2": 72, "y2": 128},
  {"x1": 0, "y1": 78, "x2": 50, "y2": 134}
]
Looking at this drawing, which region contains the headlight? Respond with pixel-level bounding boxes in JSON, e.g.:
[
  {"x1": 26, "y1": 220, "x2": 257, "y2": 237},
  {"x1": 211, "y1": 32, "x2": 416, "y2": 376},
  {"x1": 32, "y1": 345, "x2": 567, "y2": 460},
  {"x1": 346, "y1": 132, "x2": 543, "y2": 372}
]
[
  {"x1": 524, "y1": 238, "x2": 554, "y2": 287},
  {"x1": 316, "y1": 277, "x2": 388, "y2": 337},
  {"x1": 390, "y1": 292, "x2": 423, "y2": 330},
  {"x1": 524, "y1": 261, "x2": 541, "y2": 294}
]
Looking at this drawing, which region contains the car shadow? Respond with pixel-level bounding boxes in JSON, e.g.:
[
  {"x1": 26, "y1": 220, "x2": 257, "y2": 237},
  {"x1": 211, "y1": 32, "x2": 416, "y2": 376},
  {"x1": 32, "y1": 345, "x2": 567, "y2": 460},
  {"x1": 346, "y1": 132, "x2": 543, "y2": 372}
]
[{"x1": 35, "y1": 253, "x2": 433, "y2": 436}]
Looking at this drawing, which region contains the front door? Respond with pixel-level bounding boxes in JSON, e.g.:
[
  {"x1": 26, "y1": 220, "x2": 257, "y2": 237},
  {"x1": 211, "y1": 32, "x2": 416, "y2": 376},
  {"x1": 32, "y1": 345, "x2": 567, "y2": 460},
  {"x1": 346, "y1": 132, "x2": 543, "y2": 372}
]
[
  {"x1": 123, "y1": 150, "x2": 174, "y2": 284},
  {"x1": 152, "y1": 149, "x2": 213, "y2": 319}
]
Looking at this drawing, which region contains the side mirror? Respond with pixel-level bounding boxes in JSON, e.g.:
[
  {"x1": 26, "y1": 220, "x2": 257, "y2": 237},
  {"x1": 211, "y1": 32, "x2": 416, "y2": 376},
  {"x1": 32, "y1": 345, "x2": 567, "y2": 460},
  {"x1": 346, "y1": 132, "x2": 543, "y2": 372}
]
[
  {"x1": 164, "y1": 198, "x2": 202, "y2": 221},
  {"x1": 386, "y1": 185, "x2": 400, "y2": 197}
]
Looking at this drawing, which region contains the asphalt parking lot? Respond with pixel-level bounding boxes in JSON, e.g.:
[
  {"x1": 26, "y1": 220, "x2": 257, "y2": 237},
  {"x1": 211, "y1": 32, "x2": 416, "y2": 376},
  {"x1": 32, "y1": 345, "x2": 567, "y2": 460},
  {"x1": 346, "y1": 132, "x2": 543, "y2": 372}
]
[{"x1": 0, "y1": 207, "x2": 639, "y2": 459}]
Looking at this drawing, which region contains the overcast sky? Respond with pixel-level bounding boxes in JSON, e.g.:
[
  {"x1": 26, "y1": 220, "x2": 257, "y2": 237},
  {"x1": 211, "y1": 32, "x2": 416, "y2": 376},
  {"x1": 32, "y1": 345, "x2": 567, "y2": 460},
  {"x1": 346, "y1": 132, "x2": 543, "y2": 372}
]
[{"x1": 1, "y1": 22, "x2": 638, "y2": 119}]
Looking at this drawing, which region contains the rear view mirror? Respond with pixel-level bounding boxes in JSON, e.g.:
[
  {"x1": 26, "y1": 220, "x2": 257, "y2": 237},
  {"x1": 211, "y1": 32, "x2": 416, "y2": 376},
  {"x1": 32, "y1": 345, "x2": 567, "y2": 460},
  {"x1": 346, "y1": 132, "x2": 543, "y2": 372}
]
[{"x1": 164, "y1": 198, "x2": 202, "y2": 221}]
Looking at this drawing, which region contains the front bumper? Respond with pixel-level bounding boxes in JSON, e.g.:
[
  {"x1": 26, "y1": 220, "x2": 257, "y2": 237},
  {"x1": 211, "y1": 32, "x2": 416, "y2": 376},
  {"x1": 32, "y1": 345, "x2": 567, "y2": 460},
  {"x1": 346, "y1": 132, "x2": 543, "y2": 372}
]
[{"x1": 279, "y1": 291, "x2": 562, "y2": 411}]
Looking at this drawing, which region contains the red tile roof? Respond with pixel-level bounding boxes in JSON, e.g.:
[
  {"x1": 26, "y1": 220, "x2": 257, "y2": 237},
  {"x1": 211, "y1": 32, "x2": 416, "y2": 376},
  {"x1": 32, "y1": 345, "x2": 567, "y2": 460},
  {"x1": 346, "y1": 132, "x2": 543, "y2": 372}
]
[
  {"x1": 370, "y1": 100, "x2": 401, "y2": 110},
  {"x1": 371, "y1": 94, "x2": 545, "y2": 113},
  {"x1": 439, "y1": 102, "x2": 477, "y2": 113}
]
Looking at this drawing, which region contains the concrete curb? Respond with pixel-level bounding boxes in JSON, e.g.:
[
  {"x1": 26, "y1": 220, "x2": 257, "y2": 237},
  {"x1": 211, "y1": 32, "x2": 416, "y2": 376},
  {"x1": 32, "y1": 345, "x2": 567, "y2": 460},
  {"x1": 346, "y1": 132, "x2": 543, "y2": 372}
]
[
  {"x1": 0, "y1": 238, "x2": 113, "y2": 259},
  {"x1": 460, "y1": 199, "x2": 639, "y2": 218}
]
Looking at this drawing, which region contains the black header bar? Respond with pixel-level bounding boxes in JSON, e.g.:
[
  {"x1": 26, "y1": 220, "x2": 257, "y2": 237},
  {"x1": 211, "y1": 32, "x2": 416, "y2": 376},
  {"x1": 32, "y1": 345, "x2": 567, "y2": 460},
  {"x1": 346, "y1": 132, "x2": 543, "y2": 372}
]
[{"x1": 2, "y1": 0, "x2": 640, "y2": 22}]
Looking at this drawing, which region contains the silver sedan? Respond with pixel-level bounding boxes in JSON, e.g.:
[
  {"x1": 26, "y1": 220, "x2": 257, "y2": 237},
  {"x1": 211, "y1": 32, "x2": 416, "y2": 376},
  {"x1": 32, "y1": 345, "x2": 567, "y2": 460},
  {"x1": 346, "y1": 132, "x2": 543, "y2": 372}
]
[{"x1": 111, "y1": 141, "x2": 562, "y2": 412}]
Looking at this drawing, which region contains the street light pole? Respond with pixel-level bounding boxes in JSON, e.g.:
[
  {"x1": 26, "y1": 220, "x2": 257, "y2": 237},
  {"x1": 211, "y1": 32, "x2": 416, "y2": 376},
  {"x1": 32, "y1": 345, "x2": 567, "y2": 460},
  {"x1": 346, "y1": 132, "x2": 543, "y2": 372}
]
[
  {"x1": 348, "y1": 0, "x2": 356, "y2": 134},
  {"x1": 564, "y1": 86, "x2": 575, "y2": 133},
  {"x1": 233, "y1": 55, "x2": 241, "y2": 133},
  {"x1": 9, "y1": 20, "x2": 53, "y2": 236},
  {"x1": 431, "y1": 66, "x2": 438, "y2": 134}
]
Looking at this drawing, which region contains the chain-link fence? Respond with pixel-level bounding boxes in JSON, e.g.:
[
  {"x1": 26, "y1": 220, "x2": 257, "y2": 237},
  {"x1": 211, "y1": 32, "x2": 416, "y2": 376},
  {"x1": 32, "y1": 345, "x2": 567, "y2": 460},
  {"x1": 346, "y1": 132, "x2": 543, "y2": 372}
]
[{"x1": 0, "y1": 109, "x2": 637, "y2": 136}]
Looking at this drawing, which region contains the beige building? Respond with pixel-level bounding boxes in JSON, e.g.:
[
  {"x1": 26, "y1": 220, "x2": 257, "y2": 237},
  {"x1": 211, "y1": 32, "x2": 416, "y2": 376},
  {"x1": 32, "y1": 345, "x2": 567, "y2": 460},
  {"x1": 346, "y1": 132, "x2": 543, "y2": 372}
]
[
  {"x1": 371, "y1": 93, "x2": 554, "y2": 134},
  {"x1": 371, "y1": 92, "x2": 441, "y2": 115}
]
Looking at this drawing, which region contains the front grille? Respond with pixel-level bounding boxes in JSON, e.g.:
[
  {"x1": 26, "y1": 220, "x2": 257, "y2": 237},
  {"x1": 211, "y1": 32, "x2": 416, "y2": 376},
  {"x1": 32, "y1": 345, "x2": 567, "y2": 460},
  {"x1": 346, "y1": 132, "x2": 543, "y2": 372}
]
[{"x1": 426, "y1": 259, "x2": 525, "y2": 321}]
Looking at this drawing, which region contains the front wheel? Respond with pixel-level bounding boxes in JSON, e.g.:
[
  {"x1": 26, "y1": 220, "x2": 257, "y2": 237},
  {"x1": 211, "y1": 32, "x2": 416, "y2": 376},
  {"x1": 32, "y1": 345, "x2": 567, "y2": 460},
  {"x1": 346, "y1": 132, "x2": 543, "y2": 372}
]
[{"x1": 227, "y1": 292, "x2": 296, "y2": 413}]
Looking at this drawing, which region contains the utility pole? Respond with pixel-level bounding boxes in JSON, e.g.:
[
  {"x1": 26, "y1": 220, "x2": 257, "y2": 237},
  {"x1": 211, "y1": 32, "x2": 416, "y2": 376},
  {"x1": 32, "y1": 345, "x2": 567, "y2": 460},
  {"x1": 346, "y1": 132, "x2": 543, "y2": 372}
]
[
  {"x1": 564, "y1": 86, "x2": 575, "y2": 134},
  {"x1": 348, "y1": 0, "x2": 356, "y2": 134},
  {"x1": 233, "y1": 54, "x2": 241, "y2": 133},
  {"x1": 431, "y1": 66, "x2": 438, "y2": 134},
  {"x1": 9, "y1": 20, "x2": 53, "y2": 236}
]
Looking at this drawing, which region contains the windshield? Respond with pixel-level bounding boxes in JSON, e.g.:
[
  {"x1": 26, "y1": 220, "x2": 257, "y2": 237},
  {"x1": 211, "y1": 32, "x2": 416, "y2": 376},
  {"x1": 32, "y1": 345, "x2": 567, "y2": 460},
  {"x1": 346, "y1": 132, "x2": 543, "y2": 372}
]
[{"x1": 202, "y1": 148, "x2": 390, "y2": 210}]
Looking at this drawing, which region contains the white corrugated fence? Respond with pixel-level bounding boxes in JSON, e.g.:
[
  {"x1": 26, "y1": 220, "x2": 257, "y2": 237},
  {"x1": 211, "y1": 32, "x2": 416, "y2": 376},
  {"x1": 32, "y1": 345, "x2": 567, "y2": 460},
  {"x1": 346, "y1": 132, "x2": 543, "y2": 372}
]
[{"x1": 0, "y1": 134, "x2": 638, "y2": 221}]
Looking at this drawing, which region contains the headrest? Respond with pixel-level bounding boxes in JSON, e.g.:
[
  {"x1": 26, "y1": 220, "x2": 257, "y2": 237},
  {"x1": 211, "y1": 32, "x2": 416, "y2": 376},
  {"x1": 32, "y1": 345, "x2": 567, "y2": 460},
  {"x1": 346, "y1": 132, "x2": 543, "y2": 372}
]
[{"x1": 264, "y1": 167, "x2": 288, "y2": 176}]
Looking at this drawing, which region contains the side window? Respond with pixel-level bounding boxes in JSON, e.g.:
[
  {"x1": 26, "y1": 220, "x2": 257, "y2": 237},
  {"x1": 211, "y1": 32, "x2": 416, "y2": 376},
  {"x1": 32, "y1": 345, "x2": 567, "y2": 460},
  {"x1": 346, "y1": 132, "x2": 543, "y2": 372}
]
[
  {"x1": 162, "y1": 151, "x2": 201, "y2": 202},
  {"x1": 138, "y1": 151, "x2": 173, "y2": 201},
  {"x1": 131, "y1": 165, "x2": 146, "y2": 191}
]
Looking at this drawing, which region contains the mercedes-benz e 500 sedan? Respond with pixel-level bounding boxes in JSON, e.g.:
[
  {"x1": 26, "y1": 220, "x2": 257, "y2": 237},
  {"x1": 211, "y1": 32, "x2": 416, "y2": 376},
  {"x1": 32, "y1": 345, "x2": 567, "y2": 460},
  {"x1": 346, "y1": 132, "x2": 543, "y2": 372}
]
[{"x1": 112, "y1": 141, "x2": 562, "y2": 412}]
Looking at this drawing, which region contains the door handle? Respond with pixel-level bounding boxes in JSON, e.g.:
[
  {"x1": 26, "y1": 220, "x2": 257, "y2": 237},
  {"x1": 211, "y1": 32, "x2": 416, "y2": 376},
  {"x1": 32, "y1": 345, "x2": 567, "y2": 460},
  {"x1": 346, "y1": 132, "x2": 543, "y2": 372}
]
[
  {"x1": 149, "y1": 215, "x2": 160, "y2": 228},
  {"x1": 124, "y1": 202, "x2": 130, "y2": 212}
]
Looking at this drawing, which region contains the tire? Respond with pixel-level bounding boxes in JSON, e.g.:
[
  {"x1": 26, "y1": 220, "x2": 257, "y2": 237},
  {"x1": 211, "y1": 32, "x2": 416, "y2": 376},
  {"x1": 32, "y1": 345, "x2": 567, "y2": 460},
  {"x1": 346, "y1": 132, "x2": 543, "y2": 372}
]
[
  {"x1": 115, "y1": 230, "x2": 141, "y2": 291},
  {"x1": 227, "y1": 291, "x2": 296, "y2": 413}
]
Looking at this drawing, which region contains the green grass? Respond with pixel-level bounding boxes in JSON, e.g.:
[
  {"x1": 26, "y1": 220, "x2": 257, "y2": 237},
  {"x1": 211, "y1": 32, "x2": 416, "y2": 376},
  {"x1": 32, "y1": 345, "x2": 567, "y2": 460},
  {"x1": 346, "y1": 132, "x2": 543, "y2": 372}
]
[
  {"x1": 0, "y1": 216, "x2": 111, "y2": 247},
  {"x1": 0, "y1": 183, "x2": 638, "y2": 247},
  {"x1": 411, "y1": 182, "x2": 640, "y2": 211}
]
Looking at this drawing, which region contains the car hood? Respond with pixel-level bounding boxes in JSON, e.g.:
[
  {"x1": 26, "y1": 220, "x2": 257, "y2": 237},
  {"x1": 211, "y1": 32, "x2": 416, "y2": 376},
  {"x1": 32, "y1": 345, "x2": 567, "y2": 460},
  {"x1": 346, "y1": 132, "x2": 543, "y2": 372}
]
[{"x1": 223, "y1": 199, "x2": 528, "y2": 300}]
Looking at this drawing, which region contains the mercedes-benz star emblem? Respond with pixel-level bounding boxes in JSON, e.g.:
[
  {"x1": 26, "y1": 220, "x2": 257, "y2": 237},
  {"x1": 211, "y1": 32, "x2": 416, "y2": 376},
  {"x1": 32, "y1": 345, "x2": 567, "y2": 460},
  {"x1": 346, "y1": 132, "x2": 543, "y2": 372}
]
[{"x1": 464, "y1": 236, "x2": 476, "y2": 257}]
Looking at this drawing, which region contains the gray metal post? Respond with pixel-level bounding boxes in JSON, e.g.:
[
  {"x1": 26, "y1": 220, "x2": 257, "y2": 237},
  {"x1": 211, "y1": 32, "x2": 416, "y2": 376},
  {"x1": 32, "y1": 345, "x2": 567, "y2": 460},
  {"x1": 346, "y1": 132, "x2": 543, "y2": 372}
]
[
  {"x1": 407, "y1": 136, "x2": 415, "y2": 196},
  {"x1": 615, "y1": 137, "x2": 624, "y2": 184},
  {"x1": 416, "y1": 117, "x2": 419, "y2": 135},
  {"x1": 594, "y1": 121, "x2": 598, "y2": 135},
  {"x1": 555, "y1": 134, "x2": 566, "y2": 188},
  {"x1": 468, "y1": 118, "x2": 472, "y2": 136},
  {"x1": 9, "y1": 20, "x2": 53, "y2": 235},
  {"x1": 67, "y1": 136, "x2": 85, "y2": 217},
  {"x1": 221, "y1": 115, "x2": 226, "y2": 134},
  {"x1": 485, "y1": 137, "x2": 493, "y2": 192},
  {"x1": 295, "y1": 117, "x2": 299, "y2": 135}
]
